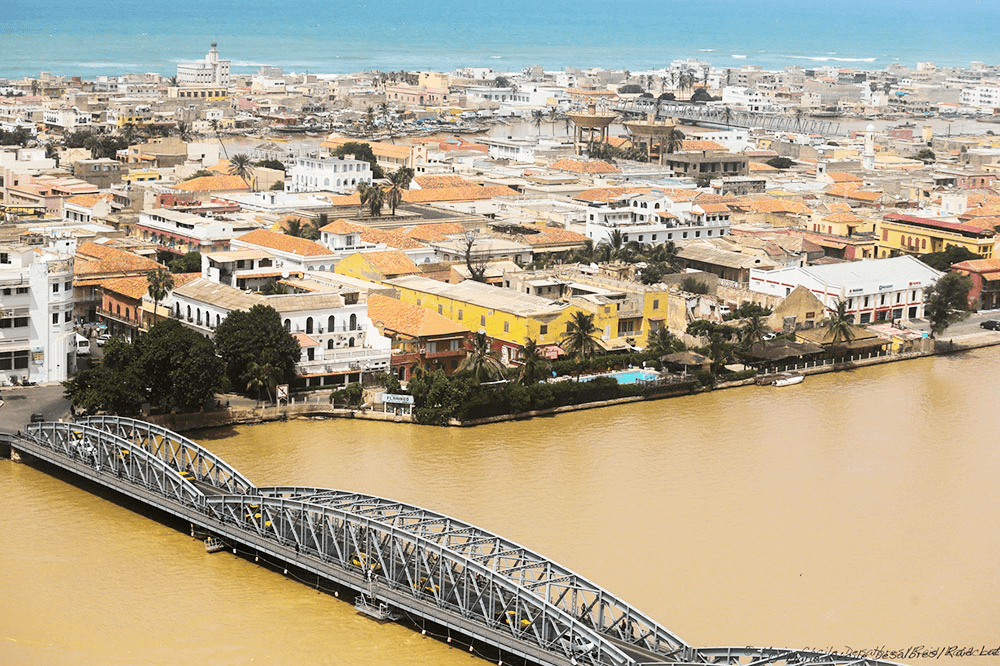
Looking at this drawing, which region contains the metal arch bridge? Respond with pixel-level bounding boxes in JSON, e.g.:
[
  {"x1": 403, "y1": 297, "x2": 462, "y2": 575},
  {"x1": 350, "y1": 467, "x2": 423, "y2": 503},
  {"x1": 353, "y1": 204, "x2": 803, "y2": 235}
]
[
  {"x1": 4, "y1": 418, "x2": 907, "y2": 666},
  {"x1": 612, "y1": 98, "x2": 846, "y2": 137}
]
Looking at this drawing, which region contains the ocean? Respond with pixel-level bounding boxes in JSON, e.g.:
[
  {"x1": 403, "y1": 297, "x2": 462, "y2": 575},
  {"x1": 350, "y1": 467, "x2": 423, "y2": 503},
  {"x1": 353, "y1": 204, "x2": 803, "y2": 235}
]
[{"x1": 2, "y1": 0, "x2": 1000, "y2": 79}]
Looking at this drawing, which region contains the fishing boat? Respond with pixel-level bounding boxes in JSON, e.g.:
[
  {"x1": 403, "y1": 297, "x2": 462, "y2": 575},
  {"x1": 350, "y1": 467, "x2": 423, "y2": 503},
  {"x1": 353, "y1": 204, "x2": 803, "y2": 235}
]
[
  {"x1": 204, "y1": 536, "x2": 226, "y2": 553},
  {"x1": 771, "y1": 373, "x2": 804, "y2": 387}
]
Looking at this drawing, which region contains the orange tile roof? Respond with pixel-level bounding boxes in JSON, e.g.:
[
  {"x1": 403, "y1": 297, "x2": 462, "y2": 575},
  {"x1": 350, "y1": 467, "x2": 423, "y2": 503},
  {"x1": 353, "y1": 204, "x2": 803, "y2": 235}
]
[
  {"x1": 953, "y1": 257, "x2": 1000, "y2": 272},
  {"x1": 413, "y1": 175, "x2": 474, "y2": 189},
  {"x1": 75, "y1": 242, "x2": 163, "y2": 276},
  {"x1": 960, "y1": 205, "x2": 1000, "y2": 218},
  {"x1": 400, "y1": 185, "x2": 517, "y2": 203},
  {"x1": 359, "y1": 227, "x2": 426, "y2": 250},
  {"x1": 66, "y1": 193, "x2": 113, "y2": 207},
  {"x1": 680, "y1": 140, "x2": 726, "y2": 152},
  {"x1": 518, "y1": 227, "x2": 589, "y2": 246},
  {"x1": 100, "y1": 275, "x2": 150, "y2": 300},
  {"x1": 748, "y1": 161, "x2": 778, "y2": 172},
  {"x1": 961, "y1": 216, "x2": 1000, "y2": 231},
  {"x1": 321, "y1": 135, "x2": 414, "y2": 159},
  {"x1": 292, "y1": 332, "x2": 320, "y2": 347},
  {"x1": 823, "y1": 212, "x2": 866, "y2": 223},
  {"x1": 742, "y1": 198, "x2": 812, "y2": 215},
  {"x1": 606, "y1": 136, "x2": 633, "y2": 149},
  {"x1": 174, "y1": 174, "x2": 250, "y2": 192},
  {"x1": 825, "y1": 184, "x2": 882, "y2": 202},
  {"x1": 367, "y1": 293, "x2": 470, "y2": 338},
  {"x1": 825, "y1": 201, "x2": 853, "y2": 213},
  {"x1": 234, "y1": 229, "x2": 332, "y2": 256},
  {"x1": 319, "y1": 218, "x2": 366, "y2": 234},
  {"x1": 696, "y1": 203, "x2": 731, "y2": 214},
  {"x1": 574, "y1": 186, "x2": 652, "y2": 203},
  {"x1": 828, "y1": 171, "x2": 863, "y2": 183},
  {"x1": 548, "y1": 158, "x2": 621, "y2": 174},
  {"x1": 403, "y1": 222, "x2": 467, "y2": 242},
  {"x1": 323, "y1": 193, "x2": 362, "y2": 206},
  {"x1": 358, "y1": 250, "x2": 421, "y2": 276}
]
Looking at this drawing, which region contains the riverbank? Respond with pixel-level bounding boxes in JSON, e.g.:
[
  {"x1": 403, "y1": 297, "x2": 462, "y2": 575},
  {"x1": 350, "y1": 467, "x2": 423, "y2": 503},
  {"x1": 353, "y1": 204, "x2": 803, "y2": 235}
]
[{"x1": 148, "y1": 333, "x2": 1000, "y2": 434}]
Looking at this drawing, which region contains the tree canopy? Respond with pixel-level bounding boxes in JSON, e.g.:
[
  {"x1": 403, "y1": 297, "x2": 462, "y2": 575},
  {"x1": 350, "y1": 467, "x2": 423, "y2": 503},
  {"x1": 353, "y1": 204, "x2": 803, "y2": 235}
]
[
  {"x1": 330, "y1": 141, "x2": 385, "y2": 178},
  {"x1": 214, "y1": 304, "x2": 301, "y2": 396},
  {"x1": 924, "y1": 272, "x2": 973, "y2": 337},
  {"x1": 918, "y1": 246, "x2": 977, "y2": 272},
  {"x1": 766, "y1": 156, "x2": 795, "y2": 169},
  {"x1": 168, "y1": 251, "x2": 202, "y2": 273}
]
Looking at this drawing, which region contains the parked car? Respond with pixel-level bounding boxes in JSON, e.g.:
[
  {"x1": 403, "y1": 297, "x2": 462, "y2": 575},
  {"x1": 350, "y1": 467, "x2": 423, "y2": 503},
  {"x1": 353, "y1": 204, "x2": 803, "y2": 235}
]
[
  {"x1": 30, "y1": 413, "x2": 45, "y2": 423},
  {"x1": 95, "y1": 333, "x2": 112, "y2": 347},
  {"x1": 980, "y1": 319, "x2": 1000, "y2": 331}
]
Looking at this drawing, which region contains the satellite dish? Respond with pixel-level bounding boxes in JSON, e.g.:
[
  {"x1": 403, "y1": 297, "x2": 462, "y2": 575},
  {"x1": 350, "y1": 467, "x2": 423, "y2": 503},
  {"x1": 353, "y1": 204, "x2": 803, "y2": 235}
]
[{"x1": 281, "y1": 270, "x2": 289, "y2": 278}]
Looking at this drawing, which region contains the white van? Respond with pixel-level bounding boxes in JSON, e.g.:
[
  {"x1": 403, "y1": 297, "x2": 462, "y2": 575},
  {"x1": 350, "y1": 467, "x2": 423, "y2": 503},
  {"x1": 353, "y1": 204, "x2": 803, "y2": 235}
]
[{"x1": 76, "y1": 333, "x2": 91, "y2": 356}]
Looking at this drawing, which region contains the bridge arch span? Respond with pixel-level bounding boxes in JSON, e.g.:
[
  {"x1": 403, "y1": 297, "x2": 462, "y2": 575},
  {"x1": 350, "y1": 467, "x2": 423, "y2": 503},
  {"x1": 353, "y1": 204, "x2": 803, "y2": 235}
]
[{"x1": 76, "y1": 416, "x2": 257, "y2": 495}]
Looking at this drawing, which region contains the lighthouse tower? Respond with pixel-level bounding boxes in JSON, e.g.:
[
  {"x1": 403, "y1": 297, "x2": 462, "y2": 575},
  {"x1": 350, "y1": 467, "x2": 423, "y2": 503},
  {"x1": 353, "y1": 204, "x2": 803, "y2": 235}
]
[{"x1": 862, "y1": 123, "x2": 876, "y2": 171}]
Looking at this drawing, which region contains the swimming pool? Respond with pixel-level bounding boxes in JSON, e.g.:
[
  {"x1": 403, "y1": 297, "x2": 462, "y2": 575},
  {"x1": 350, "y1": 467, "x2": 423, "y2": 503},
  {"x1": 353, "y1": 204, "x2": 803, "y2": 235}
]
[{"x1": 576, "y1": 369, "x2": 661, "y2": 384}]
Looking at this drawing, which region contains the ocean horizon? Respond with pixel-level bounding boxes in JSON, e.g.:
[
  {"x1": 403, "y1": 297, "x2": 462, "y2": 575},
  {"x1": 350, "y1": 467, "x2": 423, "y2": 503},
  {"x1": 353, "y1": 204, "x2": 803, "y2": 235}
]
[{"x1": 3, "y1": 0, "x2": 1000, "y2": 79}]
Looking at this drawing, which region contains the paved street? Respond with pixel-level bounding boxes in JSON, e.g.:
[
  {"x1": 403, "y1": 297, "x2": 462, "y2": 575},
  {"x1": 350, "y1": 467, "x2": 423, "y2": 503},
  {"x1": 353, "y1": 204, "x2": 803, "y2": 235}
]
[
  {"x1": 907, "y1": 309, "x2": 1000, "y2": 340},
  {"x1": 0, "y1": 383, "x2": 72, "y2": 432}
]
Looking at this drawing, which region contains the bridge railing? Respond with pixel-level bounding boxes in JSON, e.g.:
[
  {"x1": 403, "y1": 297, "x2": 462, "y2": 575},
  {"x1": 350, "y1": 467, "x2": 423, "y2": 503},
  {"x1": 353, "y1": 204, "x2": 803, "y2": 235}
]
[
  {"x1": 76, "y1": 416, "x2": 257, "y2": 495},
  {"x1": 207, "y1": 493, "x2": 637, "y2": 666},
  {"x1": 23, "y1": 422, "x2": 205, "y2": 509},
  {"x1": 259, "y1": 487, "x2": 692, "y2": 662}
]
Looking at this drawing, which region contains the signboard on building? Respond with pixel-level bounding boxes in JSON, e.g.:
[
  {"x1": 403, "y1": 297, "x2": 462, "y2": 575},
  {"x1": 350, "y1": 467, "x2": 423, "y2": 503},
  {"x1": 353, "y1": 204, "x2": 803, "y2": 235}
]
[
  {"x1": 383, "y1": 393, "x2": 414, "y2": 405},
  {"x1": 275, "y1": 384, "x2": 289, "y2": 403}
]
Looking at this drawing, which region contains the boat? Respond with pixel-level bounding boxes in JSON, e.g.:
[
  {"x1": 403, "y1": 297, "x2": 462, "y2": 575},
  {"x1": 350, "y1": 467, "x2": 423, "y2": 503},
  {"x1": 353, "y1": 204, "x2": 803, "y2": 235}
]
[
  {"x1": 771, "y1": 373, "x2": 804, "y2": 387},
  {"x1": 204, "y1": 536, "x2": 226, "y2": 553}
]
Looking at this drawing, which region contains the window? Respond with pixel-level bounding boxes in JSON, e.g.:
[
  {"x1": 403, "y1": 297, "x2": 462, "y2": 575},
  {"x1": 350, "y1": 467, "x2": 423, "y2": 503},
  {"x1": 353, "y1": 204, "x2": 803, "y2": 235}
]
[
  {"x1": 480, "y1": 315, "x2": 486, "y2": 327},
  {"x1": 0, "y1": 350, "x2": 30, "y2": 370},
  {"x1": 65, "y1": 281, "x2": 72, "y2": 291},
  {"x1": 52, "y1": 313, "x2": 59, "y2": 324},
  {"x1": 52, "y1": 283, "x2": 58, "y2": 293},
  {"x1": 438, "y1": 304, "x2": 443, "y2": 315},
  {"x1": 652, "y1": 299, "x2": 659, "y2": 310},
  {"x1": 65, "y1": 311, "x2": 72, "y2": 322},
  {"x1": 539, "y1": 324, "x2": 548, "y2": 335},
  {"x1": 503, "y1": 321, "x2": 509, "y2": 333},
  {"x1": 457, "y1": 309, "x2": 463, "y2": 320}
]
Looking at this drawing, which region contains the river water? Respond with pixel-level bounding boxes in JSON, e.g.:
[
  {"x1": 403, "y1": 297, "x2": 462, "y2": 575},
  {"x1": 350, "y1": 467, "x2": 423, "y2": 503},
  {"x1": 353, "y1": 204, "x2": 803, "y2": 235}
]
[{"x1": 2, "y1": 348, "x2": 999, "y2": 666}]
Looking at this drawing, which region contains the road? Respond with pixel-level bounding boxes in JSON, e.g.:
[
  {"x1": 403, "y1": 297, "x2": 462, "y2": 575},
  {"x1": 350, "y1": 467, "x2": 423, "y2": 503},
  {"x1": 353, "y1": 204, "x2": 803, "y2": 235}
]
[
  {"x1": 907, "y1": 309, "x2": 1000, "y2": 340},
  {"x1": 0, "y1": 383, "x2": 72, "y2": 432}
]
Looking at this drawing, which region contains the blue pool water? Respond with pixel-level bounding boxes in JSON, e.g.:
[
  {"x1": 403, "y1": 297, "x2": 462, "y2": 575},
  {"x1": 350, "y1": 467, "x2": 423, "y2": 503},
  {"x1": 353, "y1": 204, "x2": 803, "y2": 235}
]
[{"x1": 575, "y1": 369, "x2": 659, "y2": 385}]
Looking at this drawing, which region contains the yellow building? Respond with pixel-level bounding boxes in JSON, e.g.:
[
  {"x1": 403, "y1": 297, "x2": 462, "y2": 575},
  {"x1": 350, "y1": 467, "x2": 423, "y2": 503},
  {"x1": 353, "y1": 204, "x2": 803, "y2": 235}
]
[
  {"x1": 335, "y1": 250, "x2": 421, "y2": 282},
  {"x1": 877, "y1": 213, "x2": 997, "y2": 259},
  {"x1": 123, "y1": 169, "x2": 161, "y2": 184},
  {"x1": 167, "y1": 86, "x2": 229, "y2": 101},
  {"x1": 384, "y1": 275, "x2": 582, "y2": 363}
]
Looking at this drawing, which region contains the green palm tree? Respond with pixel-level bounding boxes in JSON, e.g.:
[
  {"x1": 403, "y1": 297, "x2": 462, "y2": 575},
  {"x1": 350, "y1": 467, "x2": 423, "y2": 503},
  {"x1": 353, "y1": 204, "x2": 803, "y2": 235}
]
[
  {"x1": 209, "y1": 119, "x2": 228, "y2": 159},
  {"x1": 386, "y1": 167, "x2": 413, "y2": 216},
  {"x1": 285, "y1": 217, "x2": 304, "y2": 237},
  {"x1": 599, "y1": 229, "x2": 625, "y2": 261},
  {"x1": 826, "y1": 300, "x2": 855, "y2": 347},
  {"x1": 665, "y1": 127, "x2": 685, "y2": 154},
  {"x1": 358, "y1": 182, "x2": 384, "y2": 217},
  {"x1": 647, "y1": 327, "x2": 682, "y2": 357},
  {"x1": 560, "y1": 310, "x2": 601, "y2": 360},
  {"x1": 517, "y1": 338, "x2": 547, "y2": 385},
  {"x1": 146, "y1": 268, "x2": 174, "y2": 327},
  {"x1": 740, "y1": 313, "x2": 768, "y2": 349},
  {"x1": 459, "y1": 332, "x2": 505, "y2": 382},
  {"x1": 246, "y1": 361, "x2": 279, "y2": 406},
  {"x1": 228, "y1": 153, "x2": 254, "y2": 188}
]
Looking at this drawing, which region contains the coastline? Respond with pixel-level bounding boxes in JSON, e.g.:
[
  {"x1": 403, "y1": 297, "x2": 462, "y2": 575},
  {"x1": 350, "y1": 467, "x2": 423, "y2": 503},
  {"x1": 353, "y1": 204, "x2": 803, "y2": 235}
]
[{"x1": 152, "y1": 334, "x2": 1000, "y2": 434}]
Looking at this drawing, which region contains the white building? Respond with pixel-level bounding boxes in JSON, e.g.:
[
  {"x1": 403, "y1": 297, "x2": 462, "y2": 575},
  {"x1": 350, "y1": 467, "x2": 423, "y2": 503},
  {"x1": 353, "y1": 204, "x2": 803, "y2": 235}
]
[
  {"x1": 137, "y1": 209, "x2": 235, "y2": 255},
  {"x1": 583, "y1": 192, "x2": 732, "y2": 247},
  {"x1": 229, "y1": 229, "x2": 341, "y2": 273},
  {"x1": 0, "y1": 245, "x2": 77, "y2": 384},
  {"x1": 176, "y1": 44, "x2": 231, "y2": 87},
  {"x1": 171, "y1": 278, "x2": 391, "y2": 390},
  {"x1": 960, "y1": 84, "x2": 1000, "y2": 111},
  {"x1": 748, "y1": 255, "x2": 942, "y2": 324},
  {"x1": 42, "y1": 107, "x2": 92, "y2": 130},
  {"x1": 288, "y1": 155, "x2": 373, "y2": 194},
  {"x1": 720, "y1": 86, "x2": 774, "y2": 112},
  {"x1": 482, "y1": 137, "x2": 536, "y2": 163}
]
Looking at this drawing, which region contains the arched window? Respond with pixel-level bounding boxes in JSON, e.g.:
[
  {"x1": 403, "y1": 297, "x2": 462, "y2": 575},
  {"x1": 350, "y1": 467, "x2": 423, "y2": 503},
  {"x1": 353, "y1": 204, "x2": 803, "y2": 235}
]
[
  {"x1": 348, "y1": 337, "x2": 355, "y2": 347},
  {"x1": 284, "y1": 319, "x2": 291, "y2": 332},
  {"x1": 125, "y1": 307, "x2": 130, "y2": 321},
  {"x1": 187, "y1": 305, "x2": 191, "y2": 320},
  {"x1": 349, "y1": 313, "x2": 358, "y2": 330},
  {"x1": 922, "y1": 238, "x2": 927, "y2": 249},
  {"x1": 327, "y1": 315, "x2": 335, "y2": 331},
  {"x1": 216, "y1": 314, "x2": 221, "y2": 327},
  {"x1": 328, "y1": 339, "x2": 335, "y2": 349},
  {"x1": 306, "y1": 317, "x2": 313, "y2": 334},
  {"x1": 196, "y1": 308, "x2": 202, "y2": 325},
  {"x1": 116, "y1": 304, "x2": 121, "y2": 316},
  {"x1": 324, "y1": 178, "x2": 329, "y2": 187},
  {"x1": 175, "y1": 303, "x2": 180, "y2": 317}
]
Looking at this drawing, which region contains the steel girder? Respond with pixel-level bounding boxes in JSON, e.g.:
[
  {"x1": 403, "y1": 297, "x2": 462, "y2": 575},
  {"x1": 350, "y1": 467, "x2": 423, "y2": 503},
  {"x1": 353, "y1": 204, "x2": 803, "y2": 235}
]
[
  {"x1": 77, "y1": 416, "x2": 257, "y2": 495},
  {"x1": 258, "y1": 486, "x2": 691, "y2": 663},
  {"x1": 206, "y1": 493, "x2": 639, "y2": 666},
  {"x1": 690, "y1": 646, "x2": 908, "y2": 666},
  {"x1": 23, "y1": 422, "x2": 204, "y2": 508},
  {"x1": 612, "y1": 99, "x2": 844, "y2": 137}
]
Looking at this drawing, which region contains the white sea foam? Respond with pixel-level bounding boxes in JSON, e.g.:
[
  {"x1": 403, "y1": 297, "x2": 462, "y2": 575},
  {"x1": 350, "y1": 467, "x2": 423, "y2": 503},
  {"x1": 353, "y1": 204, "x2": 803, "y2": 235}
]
[
  {"x1": 785, "y1": 55, "x2": 876, "y2": 62},
  {"x1": 731, "y1": 54, "x2": 747, "y2": 59},
  {"x1": 698, "y1": 49, "x2": 715, "y2": 52},
  {"x1": 72, "y1": 62, "x2": 139, "y2": 69}
]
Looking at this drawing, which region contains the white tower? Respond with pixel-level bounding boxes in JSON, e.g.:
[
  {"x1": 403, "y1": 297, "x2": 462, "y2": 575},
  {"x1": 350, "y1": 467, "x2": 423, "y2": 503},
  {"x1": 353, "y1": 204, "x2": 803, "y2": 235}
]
[{"x1": 862, "y1": 123, "x2": 876, "y2": 171}]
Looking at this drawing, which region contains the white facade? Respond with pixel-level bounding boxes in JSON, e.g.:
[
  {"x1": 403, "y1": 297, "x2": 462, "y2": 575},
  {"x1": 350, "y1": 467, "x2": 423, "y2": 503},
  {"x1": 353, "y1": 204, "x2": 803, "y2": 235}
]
[
  {"x1": 720, "y1": 86, "x2": 774, "y2": 112},
  {"x1": 42, "y1": 107, "x2": 92, "y2": 130},
  {"x1": 288, "y1": 156, "x2": 373, "y2": 194},
  {"x1": 960, "y1": 85, "x2": 1000, "y2": 110},
  {"x1": 483, "y1": 137, "x2": 536, "y2": 163},
  {"x1": 0, "y1": 245, "x2": 77, "y2": 384},
  {"x1": 583, "y1": 193, "x2": 732, "y2": 247},
  {"x1": 176, "y1": 44, "x2": 231, "y2": 86},
  {"x1": 748, "y1": 255, "x2": 943, "y2": 324},
  {"x1": 171, "y1": 278, "x2": 391, "y2": 386},
  {"x1": 137, "y1": 209, "x2": 235, "y2": 254}
]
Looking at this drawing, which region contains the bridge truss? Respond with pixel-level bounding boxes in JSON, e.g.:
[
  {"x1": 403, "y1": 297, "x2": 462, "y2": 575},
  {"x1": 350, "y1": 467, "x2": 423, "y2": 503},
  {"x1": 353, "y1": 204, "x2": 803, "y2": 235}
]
[
  {"x1": 613, "y1": 99, "x2": 845, "y2": 137},
  {"x1": 8, "y1": 419, "x2": 909, "y2": 666}
]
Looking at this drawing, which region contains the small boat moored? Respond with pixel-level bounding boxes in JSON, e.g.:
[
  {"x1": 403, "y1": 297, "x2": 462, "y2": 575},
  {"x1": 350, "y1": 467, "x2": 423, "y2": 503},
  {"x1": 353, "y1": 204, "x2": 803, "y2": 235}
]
[
  {"x1": 771, "y1": 373, "x2": 804, "y2": 387},
  {"x1": 204, "y1": 536, "x2": 226, "y2": 553}
]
